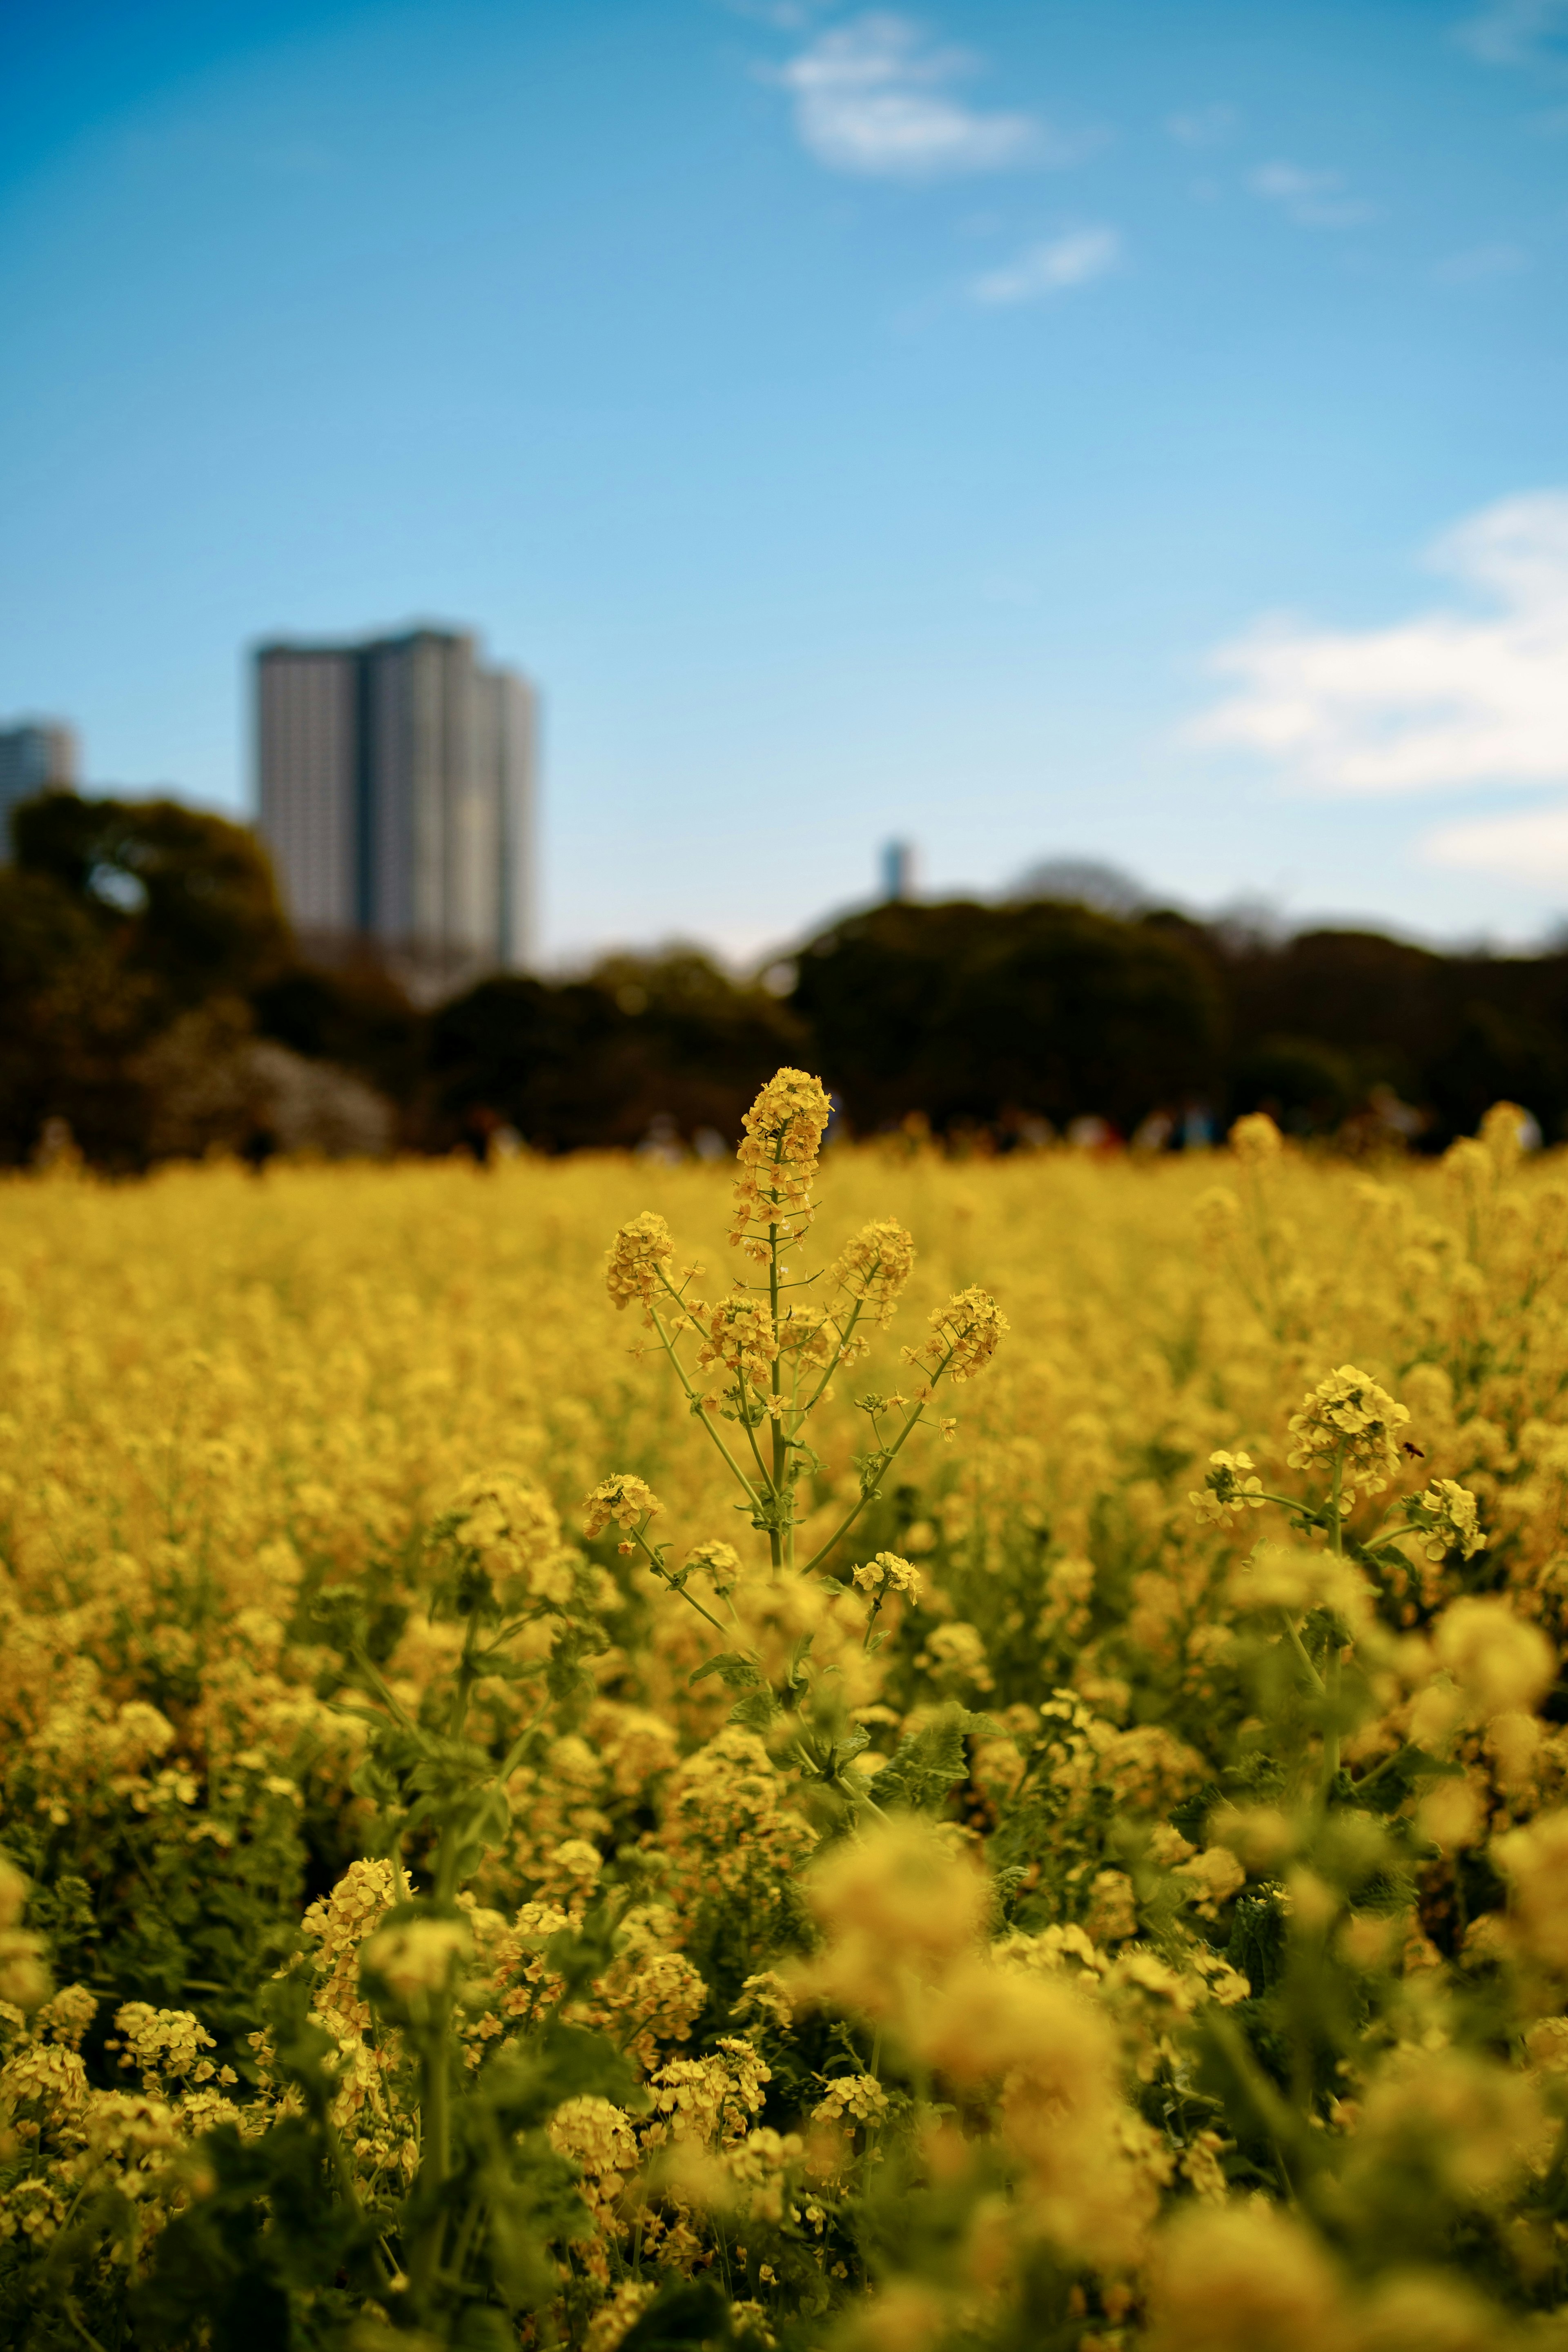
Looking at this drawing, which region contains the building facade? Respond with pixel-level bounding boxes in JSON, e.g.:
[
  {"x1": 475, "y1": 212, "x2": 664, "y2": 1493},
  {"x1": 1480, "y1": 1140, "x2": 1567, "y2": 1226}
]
[
  {"x1": 0, "y1": 719, "x2": 78, "y2": 849},
  {"x1": 255, "y1": 627, "x2": 536, "y2": 981}
]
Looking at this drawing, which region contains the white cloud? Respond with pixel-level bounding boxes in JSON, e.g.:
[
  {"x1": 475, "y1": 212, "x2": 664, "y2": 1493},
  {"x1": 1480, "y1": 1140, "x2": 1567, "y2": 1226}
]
[
  {"x1": 969, "y1": 225, "x2": 1122, "y2": 303},
  {"x1": 769, "y1": 13, "x2": 1056, "y2": 178},
  {"x1": 1427, "y1": 801, "x2": 1568, "y2": 882},
  {"x1": 1192, "y1": 491, "x2": 1568, "y2": 794},
  {"x1": 1250, "y1": 160, "x2": 1376, "y2": 228},
  {"x1": 1456, "y1": 0, "x2": 1568, "y2": 65},
  {"x1": 1166, "y1": 103, "x2": 1238, "y2": 147}
]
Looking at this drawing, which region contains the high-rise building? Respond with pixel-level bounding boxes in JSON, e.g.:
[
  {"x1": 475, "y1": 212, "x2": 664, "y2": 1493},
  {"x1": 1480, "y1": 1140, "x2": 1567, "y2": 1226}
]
[
  {"x1": 0, "y1": 719, "x2": 78, "y2": 849},
  {"x1": 255, "y1": 626, "x2": 536, "y2": 981},
  {"x1": 880, "y1": 839, "x2": 915, "y2": 902}
]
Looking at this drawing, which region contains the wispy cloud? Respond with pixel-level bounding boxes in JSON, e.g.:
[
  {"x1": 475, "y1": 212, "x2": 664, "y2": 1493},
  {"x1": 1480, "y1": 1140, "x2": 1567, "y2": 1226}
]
[
  {"x1": 768, "y1": 13, "x2": 1076, "y2": 179},
  {"x1": 1250, "y1": 161, "x2": 1376, "y2": 229},
  {"x1": 1166, "y1": 103, "x2": 1238, "y2": 148},
  {"x1": 969, "y1": 226, "x2": 1122, "y2": 304},
  {"x1": 1455, "y1": 0, "x2": 1568, "y2": 66},
  {"x1": 1191, "y1": 492, "x2": 1568, "y2": 803},
  {"x1": 1426, "y1": 800, "x2": 1568, "y2": 882},
  {"x1": 1432, "y1": 238, "x2": 1530, "y2": 282}
]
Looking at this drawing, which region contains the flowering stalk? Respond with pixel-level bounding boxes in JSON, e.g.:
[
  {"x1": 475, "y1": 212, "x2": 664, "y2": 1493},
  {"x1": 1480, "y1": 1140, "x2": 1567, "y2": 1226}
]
[
  {"x1": 599, "y1": 1071, "x2": 1006, "y2": 1615},
  {"x1": 1189, "y1": 1366, "x2": 1479, "y2": 1811}
]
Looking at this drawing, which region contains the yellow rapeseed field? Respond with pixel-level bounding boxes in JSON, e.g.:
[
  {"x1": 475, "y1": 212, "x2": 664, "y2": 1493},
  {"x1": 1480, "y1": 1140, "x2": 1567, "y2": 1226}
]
[{"x1": 5, "y1": 1082, "x2": 1568, "y2": 2350}]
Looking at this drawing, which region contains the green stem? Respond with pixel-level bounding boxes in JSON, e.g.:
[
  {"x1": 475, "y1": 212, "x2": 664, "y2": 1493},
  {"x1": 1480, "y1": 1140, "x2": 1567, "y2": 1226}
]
[
  {"x1": 490, "y1": 1689, "x2": 552, "y2": 1793},
  {"x1": 799, "y1": 1294, "x2": 867, "y2": 1419},
  {"x1": 348, "y1": 1645, "x2": 421, "y2": 1733},
  {"x1": 800, "y1": 1386, "x2": 938, "y2": 1579},
  {"x1": 1321, "y1": 1446, "x2": 1346, "y2": 1804},
  {"x1": 768, "y1": 1220, "x2": 786, "y2": 1570},
  {"x1": 445, "y1": 2191, "x2": 486, "y2": 2288},
  {"x1": 632, "y1": 1525, "x2": 733, "y2": 1638},
  {"x1": 446, "y1": 1616, "x2": 480, "y2": 1749},
  {"x1": 408, "y1": 1819, "x2": 461, "y2": 2303},
  {"x1": 1247, "y1": 1488, "x2": 1326, "y2": 1518},
  {"x1": 792, "y1": 1735, "x2": 891, "y2": 1823},
  {"x1": 410, "y1": 2018, "x2": 452, "y2": 2296},
  {"x1": 1279, "y1": 1610, "x2": 1326, "y2": 1697},
  {"x1": 60, "y1": 2301, "x2": 109, "y2": 2352},
  {"x1": 1321, "y1": 1647, "x2": 1343, "y2": 1803},
  {"x1": 736, "y1": 1388, "x2": 774, "y2": 1494},
  {"x1": 323, "y1": 2115, "x2": 394, "y2": 2293},
  {"x1": 648, "y1": 1285, "x2": 762, "y2": 1505},
  {"x1": 1206, "y1": 2012, "x2": 1303, "y2": 2200}
]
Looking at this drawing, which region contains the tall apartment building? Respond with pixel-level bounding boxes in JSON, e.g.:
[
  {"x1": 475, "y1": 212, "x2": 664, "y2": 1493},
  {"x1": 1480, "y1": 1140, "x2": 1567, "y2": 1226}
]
[
  {"x1": 0, "y1": 719, "x2": 78, "y2": 849},
  {"x1": 256, "y1": 627, "x2": 536, "y2": 981}
]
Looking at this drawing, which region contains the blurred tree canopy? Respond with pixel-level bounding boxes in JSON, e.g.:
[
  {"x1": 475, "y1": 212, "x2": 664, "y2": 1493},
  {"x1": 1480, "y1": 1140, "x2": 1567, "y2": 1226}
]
[
  {"x1": 11, "y1": 794, "x2": 289, "y2": 1006},
  {"x1": 6, "y1": 787, "x2": 1568, "y2": 1165},
  {"x1": 1213, "y1": 924, "x2": 1568, "y2": 1143},
  {"x1": 789, "y1": 900, "x2": 1224, "y2": 1136},
  {"x1": 425, "y1": 952, "x2": 803, "y2": 1153},
  {"x1": 0, "y1": 796, "x2": 291, "y2": 1166}
]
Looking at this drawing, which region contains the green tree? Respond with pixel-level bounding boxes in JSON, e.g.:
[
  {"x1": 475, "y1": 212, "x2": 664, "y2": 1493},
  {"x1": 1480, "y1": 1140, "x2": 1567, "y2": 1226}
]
[
  {"x1": 0, "y1": 795, "x2": 292, "y2": 1166},
  {"x1": 10, "y1": 793, "x2": 289, "y2": 1007}
]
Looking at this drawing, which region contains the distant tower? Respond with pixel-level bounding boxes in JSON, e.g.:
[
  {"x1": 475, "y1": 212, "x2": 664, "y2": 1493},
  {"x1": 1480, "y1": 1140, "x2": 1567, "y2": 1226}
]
[
  {"x1": 880, "y1": 839, "x2": 915, "y2": 902},
  {"x1": 255, "y1": 626, "x2": 537, "y2": 987},
  {"x1": 0, "y1": 719, "x2": 78, "y2": 852}
]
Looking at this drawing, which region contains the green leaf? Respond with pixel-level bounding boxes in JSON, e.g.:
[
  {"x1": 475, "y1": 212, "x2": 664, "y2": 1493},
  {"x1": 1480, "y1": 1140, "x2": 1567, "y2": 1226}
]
[
  {"x1": 688, "y1": 1648, "x2": 766, "y2": 1693},
  {"x1": 1354, "y1": 1741, "x2": 1463, "y2": 1817},
  {"x1": 870, "y1": 1703, "x2": 996, "y2": 1814},
  {"x1": 730, "y1": 1688, "x2": 782, "y2": 1732}
]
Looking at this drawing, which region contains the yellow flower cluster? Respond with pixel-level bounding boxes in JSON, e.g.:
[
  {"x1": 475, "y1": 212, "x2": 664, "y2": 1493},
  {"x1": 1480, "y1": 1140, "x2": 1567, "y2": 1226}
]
[
  {"x1": 850, "y1": 1551, "x2": 922, "y2": 1599},
  {"x1": 1404, "y1": 1474, "x2": 1485, "y2": 1563},
  {"x1": 728, "y1": 1067, "x2": 832, "y2": 1260},
  {"x1": 904, "y1": 1284, "x2": 1009, "y2": 1390},
  {"x1": 810, "y1": 2073, "x2": 888, "y2": 2127},
  {"x1": 604, "y1": 1208, "x2": 675, "y2": 1312},
  {"x1": 828, "y1": 1218, "x2": 916, "y2": 1329},
  {"x1": 1189, "y1": 1448, "x2": 1265, "y2": 1526},
  {"x1": 1228, "y1": 1109, "x2": 1285, "y2": 1169},
  {"x1": 1286, "y1": 1362, "x2": 1411, "y2": 1500},
  {"x1": 686, "y1": 1538, "x2": 745, "y2": 1597},
  {"x1": 438, "y1": 1470, "x2": 575, "y2": 1604},
  {"x1": 694, "y1": 1292, "x2": 777, "y2": 1401},
  {"x1": 583, "y1": 1472, "x2": 663, "y2": 1539},
  {"x1": 5, "y1": 1093, "x2": 1568, "y2": 2348},
  {"x1": 360, "y1": 1916, "x2": 471, "y2": 2010}
]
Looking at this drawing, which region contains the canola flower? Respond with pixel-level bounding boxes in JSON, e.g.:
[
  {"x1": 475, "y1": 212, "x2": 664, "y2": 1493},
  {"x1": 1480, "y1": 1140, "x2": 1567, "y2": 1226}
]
[
  {"x1": 728, "y1": 1067, "x2": 833, "y2": 1259},
  {"x1": 4, "y1": 1087, "x2": 1568, "y2": 2347}
]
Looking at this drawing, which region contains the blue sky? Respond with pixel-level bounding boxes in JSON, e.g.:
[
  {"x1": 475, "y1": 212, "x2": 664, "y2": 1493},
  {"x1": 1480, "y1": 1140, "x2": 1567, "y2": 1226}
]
[{"x1": 3, "y1": 0, "x2": 1568, "y2": 963}]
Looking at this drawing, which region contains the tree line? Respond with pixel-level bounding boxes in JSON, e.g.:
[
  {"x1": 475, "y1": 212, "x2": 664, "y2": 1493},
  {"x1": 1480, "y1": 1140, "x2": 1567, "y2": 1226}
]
[{"x1": 4, "y1": 793, "x2": 1566, "y2": 1167}]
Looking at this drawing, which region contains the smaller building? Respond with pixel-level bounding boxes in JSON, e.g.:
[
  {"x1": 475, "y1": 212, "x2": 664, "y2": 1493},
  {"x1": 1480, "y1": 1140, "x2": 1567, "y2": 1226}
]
[{"x1": 0, "y1": 719, "x2": 78, "y2": 850}]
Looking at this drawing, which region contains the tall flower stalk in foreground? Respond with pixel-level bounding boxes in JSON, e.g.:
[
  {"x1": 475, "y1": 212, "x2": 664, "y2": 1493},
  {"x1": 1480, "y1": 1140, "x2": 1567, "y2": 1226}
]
[
  {"x1": 596, "y1": 1068, "x2": 1006, "y2": 1610},
  {"x1": 590, "y1": 1069, "x2": 1005, "y2": 1828}
]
